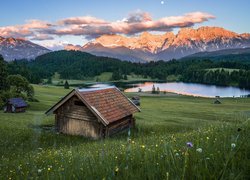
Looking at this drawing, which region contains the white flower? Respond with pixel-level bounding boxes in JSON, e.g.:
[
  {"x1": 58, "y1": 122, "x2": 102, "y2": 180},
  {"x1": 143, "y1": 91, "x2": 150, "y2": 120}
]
[
  {"x1": 231, "y1": 143, "x2": 236, "y2": 149},
  {"x1": 175, "y1": 153, "x2": 179, "y2": 156},
  {"x1": 196, "y1": 148, "x2": 203, "y2": 153},
  {"x1": 38, "y1": 169, "x2": 42, "y2": 173}
]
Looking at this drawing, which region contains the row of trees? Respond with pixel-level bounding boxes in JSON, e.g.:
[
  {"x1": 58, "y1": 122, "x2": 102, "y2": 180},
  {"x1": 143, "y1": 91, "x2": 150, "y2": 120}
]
[
  {"x1": 182, "y1": 68, "x2": 250, "y2": 89},
  {"x1": 0, "y1": 55, "x2": 34, "y2": 107}
]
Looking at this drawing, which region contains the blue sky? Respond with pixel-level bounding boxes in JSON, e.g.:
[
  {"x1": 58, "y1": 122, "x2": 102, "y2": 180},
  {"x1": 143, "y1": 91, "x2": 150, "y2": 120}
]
[{"x1": 1, "y1": 0, "x2": 249, "y2": 49}]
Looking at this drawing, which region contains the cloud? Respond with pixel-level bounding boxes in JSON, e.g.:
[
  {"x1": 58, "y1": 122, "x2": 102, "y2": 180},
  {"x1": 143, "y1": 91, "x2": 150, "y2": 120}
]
[
  {"x1": 49, "y1": 11, "x2": 215, "y2": 39},
  {"x1": 123, "y1": 10, "x2": 152, "y2": 23},
  {"x1": 0, "y1": 19, "x2": 52, "y2": 38},
  {"x1": 29, "y1": 34, "x2": 54, "y2": 41},
  {"x1": 58, "y1": 16, "x2": 107, "y2": 25},
  {"x1": 0, "y1": 11, "x2": 215, "y2": 41},
  {"x1": 38, "y1": 40, "x2": 70, "y2": 50}
]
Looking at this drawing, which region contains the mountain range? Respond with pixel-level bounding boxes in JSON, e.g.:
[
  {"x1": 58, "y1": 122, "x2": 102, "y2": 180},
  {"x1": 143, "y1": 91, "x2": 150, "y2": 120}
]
[
  {"x1": 66, "y1": 26, "x2": 250, "y2": 62},
  {"x1": 0, "y1": 26, "x2": 250, "y2": 62},
  {"x1": 0, "y1": 36, "x2": 51, "y2": 61}
]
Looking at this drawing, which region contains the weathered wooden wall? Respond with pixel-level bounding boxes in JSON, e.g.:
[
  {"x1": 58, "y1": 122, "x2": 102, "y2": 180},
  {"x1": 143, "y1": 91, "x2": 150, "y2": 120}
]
[
  {"x1": 15, "y1": 107, "x2": 26, "y2": 113},
  {"x1": 4, "y1": 105, "x2": 26, "y2": 113},
  {"x1": 55, "y1": 96, "x2": 102, "y2": 138},
  {"x1": 106, "y1": 115, "x2": 134, "y2": 136}
]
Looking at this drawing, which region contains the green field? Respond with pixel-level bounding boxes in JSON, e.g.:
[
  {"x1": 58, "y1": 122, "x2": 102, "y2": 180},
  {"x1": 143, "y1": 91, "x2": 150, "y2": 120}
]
[
  {"x1": 47, "y1": 72, "x2": 153, "y2": 86},
  {"x1": 0, "y1": 85, "x2": 249, "y2": 179}
]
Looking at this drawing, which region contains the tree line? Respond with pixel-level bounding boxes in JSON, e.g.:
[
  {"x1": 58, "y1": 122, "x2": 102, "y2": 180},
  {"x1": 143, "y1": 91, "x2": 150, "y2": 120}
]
[{"x1": 4, "y1": 50, "x2": 250, "y2": 89}]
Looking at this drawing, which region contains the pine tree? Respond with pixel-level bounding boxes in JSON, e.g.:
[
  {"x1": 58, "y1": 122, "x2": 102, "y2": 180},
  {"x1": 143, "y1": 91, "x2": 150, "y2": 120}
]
[
  {"x1": 0, "y1": 55, "x2": 8, "y2": 91},
  {"x1": 47, "y1": 77, "x2": 52, "y2": 84},
  {"x1": 64, "y1": 80, "x2": 70, "y2": 89},
  {"x1": 123, "y1": 74, "x2": 128, "y2": 80},
  {"x1": 156, "y1": 87, "x2": 160, "y2": 94},
  {"x1": 152, "y1": 85, "x2": 156, "y2": 94}
]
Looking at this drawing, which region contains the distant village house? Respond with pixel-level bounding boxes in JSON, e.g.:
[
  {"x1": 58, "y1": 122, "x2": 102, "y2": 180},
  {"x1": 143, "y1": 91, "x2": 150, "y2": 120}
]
[
  {"x1": 4, "y1": 98, "x2": 28, "y2": 113},
  {"x1": 46, "y1": 86, "x2": 140, "y2": 139}
]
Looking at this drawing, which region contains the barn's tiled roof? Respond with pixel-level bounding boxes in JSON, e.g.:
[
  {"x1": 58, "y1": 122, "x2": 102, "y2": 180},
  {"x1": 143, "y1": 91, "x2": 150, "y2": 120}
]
[
  {"x1": 45, "y1": 86, "x2": 140, "y2": 125},
  {"x1": 8, "y1": 98, "x2": 27, "y2": 108},
  {"x1": 77, "y1": 87, "x2": 140, "y2": 124}
]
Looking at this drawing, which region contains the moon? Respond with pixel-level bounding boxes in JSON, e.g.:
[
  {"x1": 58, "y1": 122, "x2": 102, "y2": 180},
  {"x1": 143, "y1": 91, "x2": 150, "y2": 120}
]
[{"x1": 161, "y1": 1, "x2": 165, "y2": 5}]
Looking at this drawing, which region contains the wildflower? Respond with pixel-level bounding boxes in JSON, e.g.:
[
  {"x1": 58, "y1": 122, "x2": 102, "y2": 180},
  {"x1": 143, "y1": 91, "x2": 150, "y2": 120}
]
[
  {"x1": 196, "y1": 148, "x2": 202, "y2": 153},
  {"x1": 155, "y1": 144, "x2": 158, "y2": 147},
  {"x1": 166, "y1": 172, "x2": 169, "y2": 179},
  {"x1": 206, "y1": 137, "x2": 209, "y2": 140},
  {"x1": 175, "y1": 153, "x2": 179, "y2": 156},
  {"x1": 141, "y1": 145, "x2": 145, "y2": 149},
  {"x1": 132, "y1": 141, "x2": 135, "y2": 144},
  {"x1": 37, "y1": 169, "x2": 42, "y2": 173},
  {"x1": 231, "y1": 143, "x2": 236, "y2": 149},
  {"x1": 114, "y1": 167, "x2": 119, "y2": 175},
  {"x1": 48, "y1": 165, "x2": 52, "y2": 171},
  {"x1": 186, "y1": 142, "x2": 193, "y2": 148},
  {"x1": 206, "y1": 157, "x2": 210, "y2": 160}
]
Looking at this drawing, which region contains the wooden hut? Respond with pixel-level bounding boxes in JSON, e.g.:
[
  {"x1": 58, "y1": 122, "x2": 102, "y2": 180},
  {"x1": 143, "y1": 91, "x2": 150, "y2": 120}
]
[
  {"x1": 4, "y1": 98, "x2": 27, "y2": 113},
  {"x1": 131, "y1": 96, "x2": 140, "y2": 106},
  {"x1": 45, "y1": 86, "x2": 140, "y2": 139},
  {"x1": 214, "y1": 99, "x2": 221, "y2": 104}
]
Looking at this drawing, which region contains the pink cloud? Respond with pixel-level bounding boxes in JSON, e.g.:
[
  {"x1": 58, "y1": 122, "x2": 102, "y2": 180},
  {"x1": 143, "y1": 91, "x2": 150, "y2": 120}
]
[
  {"x1": 123, "y1": 10, "x2": 152, "y2": 23},
  {"x1": 0, "y1": 19, "x2": 51, "y2": 38},
  {"x1": 58, "y1": 16, "x2": 107, "y2": 25},
  {"x1": 0, "y1": 11, "x2": 215, "y2": 40},
  {"x1": 50, "y1": 11, "x2": 215, "y2": 38}
]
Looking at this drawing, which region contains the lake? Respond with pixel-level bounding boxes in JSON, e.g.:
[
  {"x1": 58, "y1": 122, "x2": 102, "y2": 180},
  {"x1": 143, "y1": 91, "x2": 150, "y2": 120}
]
[{"x1": 123, "y1": 82, "x2": 250, "y2": 98}]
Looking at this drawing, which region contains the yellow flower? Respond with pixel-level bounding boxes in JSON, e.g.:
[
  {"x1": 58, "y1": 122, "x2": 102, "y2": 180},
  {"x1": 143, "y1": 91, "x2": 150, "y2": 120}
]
[
  {"x1": 115, "y1": 167, "x2": 119, "y2": 172},
  {"x1": 155, "y1": 144, "x2": 158, "y2": 147},
  {"x1": 206, "y1": 137, "x2": 209, "y2": 140},
  {"x1": 141, "y1": 145, "x2": 145, "y2": 148},
  {"x1": 48, "y1": 168, "x2": 51, "y2": 171}
]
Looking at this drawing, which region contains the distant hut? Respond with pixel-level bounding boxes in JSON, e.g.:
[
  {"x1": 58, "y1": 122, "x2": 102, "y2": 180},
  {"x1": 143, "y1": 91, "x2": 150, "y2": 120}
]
[
  {"x1": 45, "y1": 86, "x2": 140, "y2": 139},
  {"x1": 214, "y1": 99, "x2": 221, "y2": 104},
  {"x1": 131, "y1": 96, "x2": 140, "y2": 106},
  {"x1": 214, "y1": 96, "x2": 221, "y2": 104},
  {"x1": 4, "y1": 98, "x2": 28, "y2": 113}
]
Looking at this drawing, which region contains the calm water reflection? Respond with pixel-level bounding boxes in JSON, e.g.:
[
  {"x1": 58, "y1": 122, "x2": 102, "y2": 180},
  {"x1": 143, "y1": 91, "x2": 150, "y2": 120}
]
[{"x1": 124, "y1": 82, "x2": 250, "y2": 97}]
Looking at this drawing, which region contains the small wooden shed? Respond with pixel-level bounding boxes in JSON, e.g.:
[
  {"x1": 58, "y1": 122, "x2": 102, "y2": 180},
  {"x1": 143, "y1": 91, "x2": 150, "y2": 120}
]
[
  {"x1": 4, "y1": 98, "x2": 27, "y2": 113},
  {"x1": 45, "y1": 86, "x2": 140, "y2": 139}
]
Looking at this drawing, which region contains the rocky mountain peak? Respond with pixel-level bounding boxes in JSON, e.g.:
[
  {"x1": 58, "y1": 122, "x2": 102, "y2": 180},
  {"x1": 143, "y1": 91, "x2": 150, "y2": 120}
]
[
  {"x1": 74, "y1": 26, "x2": 250, "y2": 62},
  {"x1": 0, "y1": 36, "x2": 51, "y2": 61}
]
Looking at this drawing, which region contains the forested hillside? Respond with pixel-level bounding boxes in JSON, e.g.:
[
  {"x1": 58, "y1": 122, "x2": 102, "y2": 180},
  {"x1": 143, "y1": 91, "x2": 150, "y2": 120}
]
[{"x1": 5, "y1": 50, "x2": 250, "y2": 89}]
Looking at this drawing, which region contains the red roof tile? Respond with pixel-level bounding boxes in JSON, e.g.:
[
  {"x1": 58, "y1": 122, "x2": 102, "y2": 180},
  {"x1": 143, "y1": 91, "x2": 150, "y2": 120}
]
[{"x1": 77, "y1": 87, "x2": 140, "y2": 123}]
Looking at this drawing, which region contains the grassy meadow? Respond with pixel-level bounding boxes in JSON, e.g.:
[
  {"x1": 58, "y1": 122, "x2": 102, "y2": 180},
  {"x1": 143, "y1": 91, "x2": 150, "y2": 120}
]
[
  {"x1": 0, "y1": 85, "x2": 250, "y2": 179},
  {"x1": 48, "y1": 72, "x2": 153, "y2": 86}
]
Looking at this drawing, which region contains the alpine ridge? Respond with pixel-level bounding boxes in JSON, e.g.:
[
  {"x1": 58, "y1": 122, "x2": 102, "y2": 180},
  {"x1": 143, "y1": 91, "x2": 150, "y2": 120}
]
[
  {"x1": 67, "y1": 27, "x2": 250, "y2": 62},
  {"x1": 0, "y1": 37, "x2": 51, "y2": 61}
]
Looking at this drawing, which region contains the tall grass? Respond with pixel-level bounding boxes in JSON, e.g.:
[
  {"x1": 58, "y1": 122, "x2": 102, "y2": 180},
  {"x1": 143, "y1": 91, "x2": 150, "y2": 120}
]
[{"x1": 0, "y1": 85, "x2": 249, "y2": 179}]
